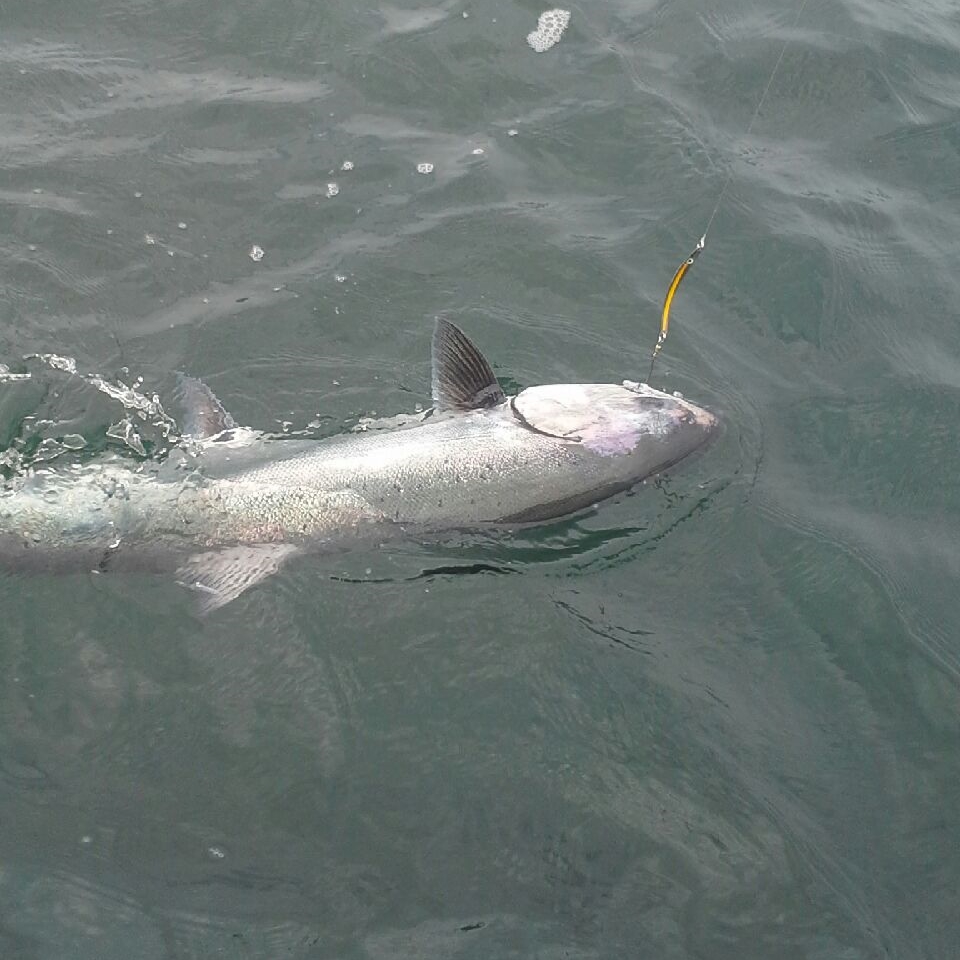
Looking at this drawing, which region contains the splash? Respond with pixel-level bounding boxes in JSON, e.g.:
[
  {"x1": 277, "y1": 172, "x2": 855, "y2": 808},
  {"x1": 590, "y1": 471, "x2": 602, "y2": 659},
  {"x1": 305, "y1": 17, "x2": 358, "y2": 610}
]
[
  {"x1": 3, "y1": 353, "x2": 186, "y2": 469},
  {"x1": 527, "y1": 9, "x2": 570, "y2": 53}
]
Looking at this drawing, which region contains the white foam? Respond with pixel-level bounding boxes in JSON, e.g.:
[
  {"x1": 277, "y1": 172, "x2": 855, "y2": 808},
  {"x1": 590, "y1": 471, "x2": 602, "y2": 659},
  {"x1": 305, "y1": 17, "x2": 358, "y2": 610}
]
[{"x1": 527, "y1": 9, "x2": 570, "y2": 53}]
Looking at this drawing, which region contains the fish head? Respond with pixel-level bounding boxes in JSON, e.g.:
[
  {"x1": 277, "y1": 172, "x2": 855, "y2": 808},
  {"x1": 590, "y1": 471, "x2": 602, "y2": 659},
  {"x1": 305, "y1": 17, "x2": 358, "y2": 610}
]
[{"x1": 511, "y1": 380, "x2": 717, "y2": 474}]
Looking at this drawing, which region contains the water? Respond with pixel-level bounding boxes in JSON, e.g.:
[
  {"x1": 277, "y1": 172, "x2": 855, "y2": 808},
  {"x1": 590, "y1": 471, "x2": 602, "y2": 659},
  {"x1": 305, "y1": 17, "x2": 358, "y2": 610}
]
[{"x1": 1, "y1": 0, "x2": 959, "y2": 956}]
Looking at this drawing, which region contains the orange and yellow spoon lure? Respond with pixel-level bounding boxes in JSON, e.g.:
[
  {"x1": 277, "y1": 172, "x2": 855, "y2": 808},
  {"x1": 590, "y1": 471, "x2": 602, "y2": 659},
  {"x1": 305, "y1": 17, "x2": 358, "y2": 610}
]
[{"x1": 646, "y1": 234, "x2": 705, "y2": 384}]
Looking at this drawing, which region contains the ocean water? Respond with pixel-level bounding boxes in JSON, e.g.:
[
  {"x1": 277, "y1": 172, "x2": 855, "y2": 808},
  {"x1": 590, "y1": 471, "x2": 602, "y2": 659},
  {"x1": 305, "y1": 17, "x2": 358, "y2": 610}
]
[{"x1": 1, "y1": 0, "x2": 959, "y2": 957}]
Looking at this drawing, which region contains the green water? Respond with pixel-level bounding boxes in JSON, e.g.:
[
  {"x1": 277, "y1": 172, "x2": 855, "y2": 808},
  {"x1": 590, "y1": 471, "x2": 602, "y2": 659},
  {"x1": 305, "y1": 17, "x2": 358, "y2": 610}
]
[{"x1": 2, "y1": 0, "x2": 959, "y2": 957}]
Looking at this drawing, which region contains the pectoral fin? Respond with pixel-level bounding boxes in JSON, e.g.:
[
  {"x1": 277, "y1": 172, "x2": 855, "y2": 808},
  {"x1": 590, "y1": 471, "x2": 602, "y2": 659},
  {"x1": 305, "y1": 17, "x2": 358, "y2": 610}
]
[
  {"x1": 176, "y1": 543, "x2": 299, "y2": 615},
  {"x1": 175, "y1": 373, "x2": 237, "y2": 439},
  {"x1": 431, "y1": 318, "x2": 505, "y2": 411}
]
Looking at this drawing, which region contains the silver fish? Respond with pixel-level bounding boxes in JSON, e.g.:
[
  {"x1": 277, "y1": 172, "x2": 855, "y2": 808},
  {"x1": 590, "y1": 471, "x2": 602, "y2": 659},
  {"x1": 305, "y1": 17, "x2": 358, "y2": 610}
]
[{"x1": 0, "y1": 320, "x2": 717, "y2": 611}]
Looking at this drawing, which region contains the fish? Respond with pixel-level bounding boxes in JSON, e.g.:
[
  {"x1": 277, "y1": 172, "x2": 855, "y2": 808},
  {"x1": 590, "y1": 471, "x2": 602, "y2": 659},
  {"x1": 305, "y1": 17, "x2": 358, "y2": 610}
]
[{"x1": 0, "y1": 319, "x2": 717, "y2": 612}]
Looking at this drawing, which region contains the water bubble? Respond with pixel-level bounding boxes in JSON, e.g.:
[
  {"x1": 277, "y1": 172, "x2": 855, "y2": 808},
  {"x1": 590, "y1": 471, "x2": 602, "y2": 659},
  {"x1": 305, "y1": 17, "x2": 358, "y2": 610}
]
[
  {"x1": 207, "y1": 846, "x2": 226, "y2": 859},
  {"x1": 106, "y1": 418, "x2": 147, "y2": 456},
  {"x1": 526, "y1": 9, "x2": 570, "y2": 52},
  {"x1": 134, "y1": 191, "x2": 143, "y2": 198},
  {"x1": 471, "y1": 147, "x2": 485, "y2": 155},
  {"x1": 326, "y1": 182, "x2": 340, "y2": 197},
  {"x1": 340, "y1": 160, "x2": 354, "y2": 171},
  {"x1": 416, "y1": 162, "x2": 434, "y2": 174},
  {"x1": 0, "y1": 364, "x2": 30, "y2": 382},
  {"x1": 177, "y1": 221, "x2": 187, "y2": 230},
  {"x1": 335, "y1": 274, "x2": 347, "y2": 283},
  {"x1": 144, "y1": 233, "x2": 156, "y2": 245},
  {"x1": 33, "y1": 438, "x2": 65, "y2": 463},
  {"x1": 507, "y1": 128, "x2": 519, "y2": 137},
  {"x1": 0, "y1": 448, "x2": 23, "y2": 471},
  {"x1": 249, "y1": 244, "x2": 265, "y2": 262},
  {"x1": 26, "y1": 353, "x2": 77, "y2": 374}
]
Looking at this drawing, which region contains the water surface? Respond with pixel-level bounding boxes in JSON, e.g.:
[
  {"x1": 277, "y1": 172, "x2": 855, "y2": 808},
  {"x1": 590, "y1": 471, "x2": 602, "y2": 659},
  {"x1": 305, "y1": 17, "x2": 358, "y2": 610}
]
[{"x1": 1, "y1": 0, "x2": 959, "y2": 957}]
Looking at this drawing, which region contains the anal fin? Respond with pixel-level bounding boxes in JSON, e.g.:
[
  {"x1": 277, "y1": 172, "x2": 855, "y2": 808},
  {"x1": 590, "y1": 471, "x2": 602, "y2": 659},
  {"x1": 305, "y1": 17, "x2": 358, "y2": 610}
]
[{"x1": 176, "y1": 542, "x2": 299, "y2": 615}]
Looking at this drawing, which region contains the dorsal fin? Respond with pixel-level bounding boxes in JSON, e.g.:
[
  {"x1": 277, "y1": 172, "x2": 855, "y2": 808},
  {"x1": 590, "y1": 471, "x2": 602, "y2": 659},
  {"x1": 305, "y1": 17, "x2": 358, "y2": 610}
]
[
  {"x1": 175, "y1": 373, "x2": 237, "y2": 439},
  {"x1": 431, "y1": 318, "x2": 505, "y2": 411}
]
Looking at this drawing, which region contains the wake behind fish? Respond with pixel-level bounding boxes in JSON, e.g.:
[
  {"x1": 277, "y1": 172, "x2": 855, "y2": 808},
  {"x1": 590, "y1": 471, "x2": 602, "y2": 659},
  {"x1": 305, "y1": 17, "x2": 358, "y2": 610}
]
[{"x1": 0, "y1": 353, "x2": 184, "y2": 475}]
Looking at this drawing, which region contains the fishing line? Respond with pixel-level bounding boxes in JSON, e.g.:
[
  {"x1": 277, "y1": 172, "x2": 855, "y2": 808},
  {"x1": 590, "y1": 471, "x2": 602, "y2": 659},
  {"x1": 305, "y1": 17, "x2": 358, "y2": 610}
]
[{"x1": 646, "y1": 0, "x2": 813, "y2": 383}]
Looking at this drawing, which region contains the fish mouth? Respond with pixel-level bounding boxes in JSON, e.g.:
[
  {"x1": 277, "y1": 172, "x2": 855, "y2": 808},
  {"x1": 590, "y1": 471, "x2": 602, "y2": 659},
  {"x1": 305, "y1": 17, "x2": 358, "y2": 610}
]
[
  {"x1": 675, "y1": 398, "x2": 718, "y2": 433},
  {"x1": 623, "y1": 380, "x2": 718, "y2": 432},
  {"x1": 668, "y1": 400, "x2": 720, "y2": 456},
  {"x1": 624, "y1": 386, "x2": 720, "y2": 466}
]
